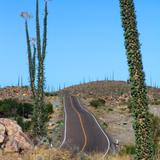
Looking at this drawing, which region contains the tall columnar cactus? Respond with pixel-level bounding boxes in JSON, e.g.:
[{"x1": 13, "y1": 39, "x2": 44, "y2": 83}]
[
  {"x1": 119, "y1": 0, "x2": 154, "y2": 159},
  {"x1": 21, "y1": 0, "x2": 48, "y2": 138},
  {"x1": 33, "y1": 0, "x2": 48, "y2": 137}
]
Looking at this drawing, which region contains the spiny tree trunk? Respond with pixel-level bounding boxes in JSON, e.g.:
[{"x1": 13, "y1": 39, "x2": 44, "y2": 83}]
[
  {"x1": 22, "y1": 0, "x2": 48, "y2": 139},
  {"x1": 33, "y1": 0, "x2": 48, "y2": 138},
  {"x1": 119, "y1": 0, "x2": 154, "y2": 159}
]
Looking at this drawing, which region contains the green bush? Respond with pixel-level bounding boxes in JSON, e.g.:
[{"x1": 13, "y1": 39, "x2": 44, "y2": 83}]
[
  {"x1": 0, "y1": 99, "x2": 54, "y2": 133},
  {"x1": 102, "y1": 122, "x2": 108, "y2": 128},
  {"x1": 120, "y1": 145, "x2": 136, "y2": 155},
  {"x1": 45, "y1": 103, "x2": 53, "y2": 115},
  {"x1": 56, "y1": 120, "x2": 64, "y2": 127},
  {"x1": 108, "y1": 108, "x2": 113, "y2": 112},
  {"x1": 0, "y1": 103, "x2": 12, "y2": 115},
  {"x1": 0, "y1": 99, "x2": 34, "y2": 118},
  {"x1": 45, "y1": 92, "x2": 58, "y2": 97},
  {"x1": 0, "y1": 99, "x2": 19, "y2": 117},
  {"x1": 17, "y1": 103, "x2": 33, "y2": 118},
  {"x1": 16, "y1": 116, "x2": 32, "y2": 132},
  {"x1": 150, "y1": 114, "x2": 160, "y2": 154},
  {"x1": 90, "y1": 98, "x2": 105, "y2": 108}
]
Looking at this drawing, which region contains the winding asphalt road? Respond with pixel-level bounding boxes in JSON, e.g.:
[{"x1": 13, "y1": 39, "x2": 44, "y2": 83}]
[{"x1": 60, "y1": 95, "x2": 116, "y2": 156}]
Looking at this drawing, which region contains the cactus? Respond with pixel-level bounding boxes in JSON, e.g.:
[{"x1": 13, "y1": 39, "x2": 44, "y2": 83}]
[
  {"x1": 119, "y1": 0, "x2": 154, "y2": 159},
  {"x1": 21, "y1": 0, "x2": 48, "y2": 138}
]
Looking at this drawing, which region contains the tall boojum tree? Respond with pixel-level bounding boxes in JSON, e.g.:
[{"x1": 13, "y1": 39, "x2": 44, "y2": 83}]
[
  {"x1": 119, "y1": 0, "x2": 154, "y2": 159},
  {"x1": 21, "y1": 0, "x2": 48, "y2": 139}
]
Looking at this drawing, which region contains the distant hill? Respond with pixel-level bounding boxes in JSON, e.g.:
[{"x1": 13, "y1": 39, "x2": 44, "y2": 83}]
[
  {"x1": 1, "y1": 80, "x2": 160, "y2": 105},
  {"x1": 0, "y1": 86, "x2": 31, "y2": 102},
  {"x1": 59, "y1": 80, "x2": 160, "y2": 106}
]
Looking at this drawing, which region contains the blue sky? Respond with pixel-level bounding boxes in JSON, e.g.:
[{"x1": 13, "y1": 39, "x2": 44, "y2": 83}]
[{"x1": 0, "y1": 1, "x2": 160, "y2": 90}]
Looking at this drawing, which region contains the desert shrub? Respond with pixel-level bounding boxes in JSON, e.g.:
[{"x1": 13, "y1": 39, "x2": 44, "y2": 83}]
[
  {"x1": 102, "y1": 122, "x2": 108, "y2": 128},
  {"x1": 0, "y1": 99, "x2": 18, "y2": 107},
  {"x1": 0, "y1": 99, "x2": 52, "y2": 118},
  {"x1": 0, "y1": 99, "x2": 53, "y2": 133},
  {"x1": 21, "y1": 85, "x2": 29, "y2": 89},
  {"x1": 45, "y1": 103, "x2": 53, "y2": 115},
  {"x1": 16, "y1": 116, "x2": 32, "y2": 132},
  {"x1": 0, "y1": 99, "x2": 20, "y2": 117},
  {"x1": 119, "y1": 145, "x2": 135, "y2": 155},
  {"x1": 150, "y1": 114, "x2": 160, "y2": 155},
  {"x1": 0, "y1": 103, "x2": 12, "y2": 116},
  {"x1": 45, "y1": 92, "x2": 58, "y2": 97},
  {"x1": 90, "y1": 98, "x2": 105, "y2": 108},
  {"x1": 108, "y1": 108, "x2": 113, "y2": 112},
  {"x1": 0, "y1": 99, "x2": 34, "y2": 118},
  {"x1": 43, "y1": 103, "x2": 53, "y2": 122},
  {"x1": 17, "y1": 103, "x2": 33, "y2": 118},
  {"x1": 56, "y1": 120, "x2": 64, "y2": 127}
]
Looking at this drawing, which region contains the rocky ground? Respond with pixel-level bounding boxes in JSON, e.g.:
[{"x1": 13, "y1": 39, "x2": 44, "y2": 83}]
[{"x1": 80, "y1": 97, "x2": 160, "y2": 146}]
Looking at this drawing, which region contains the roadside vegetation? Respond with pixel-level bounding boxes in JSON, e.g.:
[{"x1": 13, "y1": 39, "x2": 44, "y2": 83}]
[
  {"x1": 0, "y1": 147, "x2": 133, "y2": 160},
  {"x1": 1, "y1": 146, "x2": 160, "y2": 160},
  {"x1": 0, "y1": 98, "x2": 53, "y2": 132},
  {"x1": 90, "y1": 98, "x2": 105, "y2": 108},
  {"x1": 150, "y1": 114, "x2": 160, "y2": 157}
]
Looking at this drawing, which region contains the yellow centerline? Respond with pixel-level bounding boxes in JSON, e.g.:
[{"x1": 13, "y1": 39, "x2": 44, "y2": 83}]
[{"x1": 70, "y1": 96, "x2": 87, "y2": 152}]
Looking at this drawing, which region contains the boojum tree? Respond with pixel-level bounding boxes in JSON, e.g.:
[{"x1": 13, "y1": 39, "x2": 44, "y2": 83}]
[
  {"x1": 21, "y1": 0, "x2": 48, "y2": 139},
  {"x1": 119, "y1": 0, "x2": 154, "y2": 159}
]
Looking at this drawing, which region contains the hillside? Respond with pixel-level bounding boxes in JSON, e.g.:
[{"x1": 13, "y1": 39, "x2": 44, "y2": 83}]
[
  {"x1": 0, "y1": 86, "x2": 31, "y2": 102},
  {"x1": 59, "y1": 80, "x2": 160, "y2": 106},
  {"x1": 1, "y1": 81, "x2": 160, "y2": 105}
]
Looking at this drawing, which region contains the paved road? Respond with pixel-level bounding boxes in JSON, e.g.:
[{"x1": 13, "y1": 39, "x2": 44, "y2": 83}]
[{"x1": 60, "y1": 95, "x2": 116, "y2": 156}]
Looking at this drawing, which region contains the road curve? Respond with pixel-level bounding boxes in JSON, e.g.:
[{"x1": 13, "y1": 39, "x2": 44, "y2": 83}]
[{"x1": 60, "y1": 95, "x2": 116, "y2": 156}]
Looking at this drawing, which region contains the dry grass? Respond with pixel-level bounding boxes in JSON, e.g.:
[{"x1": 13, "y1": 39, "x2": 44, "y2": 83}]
[
  {"x1": 21, "y1": 147, "x2": 160, "y2": 160},
  {"x1": 23, "y1": 148, "x2": 133, "y2": 160},
  {"x1": 23, "y1": 147, "x2": 76, "y2": 160},
  {"x1": 108, "y1": 156, "x2": 132, "y2": 160},
  {"x1": 84, "y1": 154, "x2": 132, "y2": 160},
  {"x1": 1, "y1": 147, "x2": 160, "y2": 160},
  {"x1": 26, "y1": 148, "x2": 129, "y2": 160},
  {"x1": 0, "y1": 147, "x2": 133, "y2": 160}
]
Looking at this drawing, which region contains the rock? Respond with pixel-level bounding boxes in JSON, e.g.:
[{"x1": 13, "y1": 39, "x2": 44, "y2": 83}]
[
  {"x1": 4, "y1": 139, "x2": 19, "y2": 153},
  {"x1": 14, "y1": 131, "x2": 33, "y2": 150},
  {"x1": 0, "y1": 118, "x2": 33, "y2": 153},
  {"x1": 0, "y1": 119, "x2": 21, "y2": 136},
  {"x1": 0, "y1": 123, "x2": 5, "y2": 143}
]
